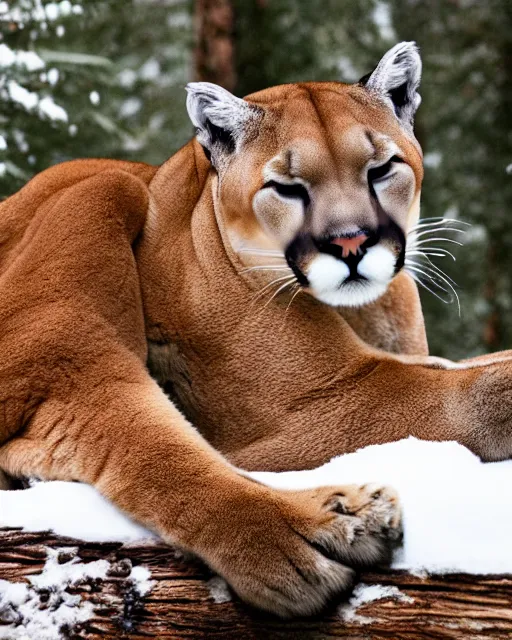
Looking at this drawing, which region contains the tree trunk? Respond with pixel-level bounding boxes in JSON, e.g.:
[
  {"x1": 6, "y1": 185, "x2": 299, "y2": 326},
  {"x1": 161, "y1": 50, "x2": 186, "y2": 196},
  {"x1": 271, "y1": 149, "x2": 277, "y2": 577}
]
[
  {"x1": 1, "y1": 529, "x2": 511, "y2": 639},
  {"x1": 483, "y1": 244, "x2": 501, "y2": 351},
  {"x1": 193, "y1": 0, "x2": 236, "y2": 91}
]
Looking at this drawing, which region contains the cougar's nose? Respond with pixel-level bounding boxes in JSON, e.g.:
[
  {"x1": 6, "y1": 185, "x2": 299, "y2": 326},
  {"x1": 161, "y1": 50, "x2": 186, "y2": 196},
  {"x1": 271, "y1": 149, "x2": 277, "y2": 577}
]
[{"x1": 330, "y1": 231, "x2": 369, "y2": 259}]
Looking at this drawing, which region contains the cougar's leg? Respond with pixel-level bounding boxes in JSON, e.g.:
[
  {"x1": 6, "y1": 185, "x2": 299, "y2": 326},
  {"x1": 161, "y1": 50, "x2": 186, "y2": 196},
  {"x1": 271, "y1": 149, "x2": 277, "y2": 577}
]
[
  {"x1": 0, "y1": 169, "x2": 400, "y2": 617},
  {"x1": 231, "y1": 341, "x2": 512, "y2": 472}
]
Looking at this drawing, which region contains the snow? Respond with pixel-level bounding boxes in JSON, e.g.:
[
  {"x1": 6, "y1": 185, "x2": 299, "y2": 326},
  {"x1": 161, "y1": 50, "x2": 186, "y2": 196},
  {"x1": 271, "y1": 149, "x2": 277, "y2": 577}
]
[
  {"x1": 38, "y1": 96, "x2": 68, "y2": 122},
  {"x1": 0, "y1": 1, "x2": 83, "y2": 25},
  {"x1": 44, "y1": 3, "x2": 60, "y2": 21},
  {"x1": 372, "y1": 1, "x2": 396, "y2": 42},
  {"x1": 424, "y1": 151, "x2": 443, "y2": 169},
  {"x1": 89, "y1": 90, "x2": 100, "y2": 106},
  {"x1": 3, "y1": 79, "x2": 68, "y2": 123},
  {"x1": 139, "y1": 58, "x2": 160, "y2": 81},
  {"x1": 129, "y1": 565, "x2": 154, "y2": 597},
  {"x1": 255, "y1": 438, "x2": 512, "y2": 575},
  {"x1": 47, "y1": 68, "x2": 59, "y2": 86},
  {"x1": 0, "y1": 549, "x2": 103, "y2": 640},
  {"x1": 29, "y1": 547, "x2": 109, "y2": 591},
  {"x1": 0, "y1": 548, "x2": 154, "y2": 639},
  {"x1": 338, "y1": 583, "x2": 414, "y2": 624},
  {"x1": 8, "y1": 129, "x2": 27, "y2": 153},
  {"x1": 118, "y1": 68, "x2": 137, "y2": 89},
  {"x1": 0, "y1": 45, "x2": 45, "y2": 72},
  {"x1": 0, "y1": 480, "x2": 157, "y2": 543},
  {"x1": 120, "y1": 97, "x2": 142, "y2": 118},
  {"x1": 337, "y1": 56, "x2": 359, "y2": 83},
  {"x1": 1, "y1": 438, "x2": 511, "y2": 575},
  {"x1": 7, "y1": 80, "x2": 39, "y2": 111},
  {"x1": 207, "y1": 576, "x2": 232, "y2": 604}
]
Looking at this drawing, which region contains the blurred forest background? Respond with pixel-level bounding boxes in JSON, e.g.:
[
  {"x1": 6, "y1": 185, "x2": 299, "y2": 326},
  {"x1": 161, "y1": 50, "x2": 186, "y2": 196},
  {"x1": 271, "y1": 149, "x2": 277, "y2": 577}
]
[{"x1": 1, "y1": 0, "x2": 511, "y2": 359}]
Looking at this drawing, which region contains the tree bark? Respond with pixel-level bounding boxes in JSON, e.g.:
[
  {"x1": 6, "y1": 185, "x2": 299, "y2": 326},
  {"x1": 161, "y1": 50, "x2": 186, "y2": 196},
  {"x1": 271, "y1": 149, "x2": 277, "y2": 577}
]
[
  {"x1": 483, "y1": 244, "x2": 501, "y2": 351},
  {"x1": 193, "y1": 0, "x2": 236, "y2": 91},
  {"x1": 1, "y1": 529, "x2": 511, "y2": 639}
]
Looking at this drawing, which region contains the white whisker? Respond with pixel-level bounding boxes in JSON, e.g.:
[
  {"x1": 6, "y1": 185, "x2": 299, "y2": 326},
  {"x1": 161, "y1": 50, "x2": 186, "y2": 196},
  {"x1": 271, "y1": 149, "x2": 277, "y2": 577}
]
[
  {"x1": 238, "y1": 248, "x2": 285, "y2": 258},
  {"x1": 405, "y1": 262, "x2": 451, "y2": 293},
  {"x1": 406, "y1": 248, "x2": 457, "y2": 261},
  {"x1": 405, "y1": 261, "x2": 460, "y2": 315},
  {"x1": 284, "y1": 284, "x2": 302, "y2": 314},
  {"x1": 241, "y1": 265, "x2": 291, "y2": 273},
  {"x1": 405, "y1": 259, "x2": 457, "y2": 289},
  {"x1": 415, "y1": 256, "x2": 458, "y2": 287},
  {"x1": 411, "y1": 237, "x2": 464, "y2": 248},
  {"x1": 407, "y1": 270, "x2": 453, "y2": 305},
  {"x1": 279, "y1": 285, "x2": 303, "y2": 329},
  {"x1": 412, "y1": 227, "x2": 466, "y2": 239},
  {"x1": 252, "y1": 274, "x2": 296, "y2": 303},
  {"x1": 409, "y1": 218, "x2": 470, "y2": 232},
  {"x1": 261, "y1": 278, "x2": 297, "y2": 310}
]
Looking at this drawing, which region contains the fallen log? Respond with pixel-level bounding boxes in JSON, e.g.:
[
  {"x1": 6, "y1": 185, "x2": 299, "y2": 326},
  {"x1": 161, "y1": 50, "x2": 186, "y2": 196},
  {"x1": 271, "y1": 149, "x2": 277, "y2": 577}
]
[{"x1": 0, "y1": 529, "x2": 511, "y2": 639}]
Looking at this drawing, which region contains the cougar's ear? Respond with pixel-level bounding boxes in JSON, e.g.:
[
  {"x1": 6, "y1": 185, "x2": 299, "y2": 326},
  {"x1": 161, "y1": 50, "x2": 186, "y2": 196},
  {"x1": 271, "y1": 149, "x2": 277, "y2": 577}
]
[
  {"x1": 360, "y1": 42, "x2": 422, "y2": 129},
  {"x1": 186, "y1": 82, "x2": 263, "y2": 166}
]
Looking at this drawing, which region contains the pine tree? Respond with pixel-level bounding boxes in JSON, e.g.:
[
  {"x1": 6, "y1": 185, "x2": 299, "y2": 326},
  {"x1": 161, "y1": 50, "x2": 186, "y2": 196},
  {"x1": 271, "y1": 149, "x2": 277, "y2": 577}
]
[
  {"x1": 0, "y1": 0, "x2": 193, "y2": 198},
  {"x1": 0, "y1": 0, "x2": 82, "y2": 196}
]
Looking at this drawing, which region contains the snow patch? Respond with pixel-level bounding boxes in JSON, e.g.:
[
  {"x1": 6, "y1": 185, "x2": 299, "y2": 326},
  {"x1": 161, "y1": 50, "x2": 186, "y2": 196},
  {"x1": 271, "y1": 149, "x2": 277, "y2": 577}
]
[
  {"x1": 7, "y1": 80, "x2": 39, "y2": 111},
  {"x1": 139, "y1": 58, "x2": 160, "y2": 81},
  {"x1": 89, "y1": 90, "x2": 100, "y2": 106},
  {"x1": 129, "y1": 565, "x2": 154, "y2": 597},
  {"x1": 254, "y1": 438, "x2": 512, "y2": 574},
  {"x1": 0, "y1": 548, "x2": 154, "y2": 639},
  {"x1": 207, "y1": 576, "x2": 232, "y2": 604},
  {"x1": 372, "y1": 1, "x2": 396, "y2": 42},
  {"x1": 424, "y1": 151, "x2": 443, "y2": 169},
  {"x1": 29, "y1": 547, "x2": 109, "y2": 591},
  {"x1": 120, "y1": 97, "x2": 142, "y2": 118},
  {"x1": 1, "y1": 439, "x2": 512, "y2": 575},
  {"x1": 339, "y1": 583, "x2": 413, "y2": 624},
  {"x1": 337, "y1": 56, "x2": 359, "y2": 82},
  {"x1": 0, "y1": 44, "x2": 45, "y2": 71},
  {"x1": 0, "y1": 480, "x2": 157, "y2": 542},
  {"x1": 47, "y1": 68, "x2": 59, "y2": 86},
  {"x1": 0, "y1": 1, "x2": 83, "y2": 24},
  {"x1": 0, "y1": 548, "x2": 104, "y2": 639},
  {"x1": 38, "y1": 96, "x2": 68, "y2": 122},
  {"x1": 5, "y1": 80, "x2": 68, "y2": 122}
]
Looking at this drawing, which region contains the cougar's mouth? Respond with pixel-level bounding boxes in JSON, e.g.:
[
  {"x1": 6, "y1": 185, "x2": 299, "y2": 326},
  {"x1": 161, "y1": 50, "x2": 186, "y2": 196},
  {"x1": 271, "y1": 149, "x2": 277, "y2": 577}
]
[{"x1": 285, "y1": 223, "x2": 405, "y2": 308}]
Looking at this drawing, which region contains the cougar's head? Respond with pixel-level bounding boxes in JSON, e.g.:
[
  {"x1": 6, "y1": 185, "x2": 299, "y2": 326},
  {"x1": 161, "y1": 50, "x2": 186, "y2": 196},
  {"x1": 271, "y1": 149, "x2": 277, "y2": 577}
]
[{"x1": 186, "y1": 42, "x2": 423, "y2": 308}]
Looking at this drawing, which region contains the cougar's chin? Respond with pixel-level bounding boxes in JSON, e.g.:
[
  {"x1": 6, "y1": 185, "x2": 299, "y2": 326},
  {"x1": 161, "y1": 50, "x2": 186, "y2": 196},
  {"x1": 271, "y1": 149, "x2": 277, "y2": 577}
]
[{"x1": 306, "y1": 245, "x2": 397, "y2": 308}]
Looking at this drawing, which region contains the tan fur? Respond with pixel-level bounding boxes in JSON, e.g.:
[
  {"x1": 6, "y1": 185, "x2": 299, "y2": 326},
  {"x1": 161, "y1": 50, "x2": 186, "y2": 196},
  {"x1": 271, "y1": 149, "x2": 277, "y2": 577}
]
[{"x1": 0, "y1": 79, "x2": 511, "y2": 617}]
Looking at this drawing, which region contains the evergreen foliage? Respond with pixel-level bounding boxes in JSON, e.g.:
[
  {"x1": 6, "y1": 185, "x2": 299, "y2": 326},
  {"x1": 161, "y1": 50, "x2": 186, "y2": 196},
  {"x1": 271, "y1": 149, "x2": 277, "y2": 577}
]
[{"x1": 0, "y1": 0, "x2": 192, "y2": 198}]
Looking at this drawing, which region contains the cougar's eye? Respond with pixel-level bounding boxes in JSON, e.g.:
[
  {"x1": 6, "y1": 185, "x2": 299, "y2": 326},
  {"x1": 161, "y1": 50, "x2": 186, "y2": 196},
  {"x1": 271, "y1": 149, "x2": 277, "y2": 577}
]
[
  {"x1": 367, "y1": 155, "x2": 404, "y2": 183},
  {"x1": 263, "y1": 180, "x2": 311, "y2": 207}
]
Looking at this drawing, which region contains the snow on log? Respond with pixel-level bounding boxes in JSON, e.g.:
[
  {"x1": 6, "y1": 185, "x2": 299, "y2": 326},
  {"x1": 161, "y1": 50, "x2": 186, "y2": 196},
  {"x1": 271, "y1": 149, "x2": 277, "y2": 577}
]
[{"x1": 1, "y1": 529, "x2": 511, "y2": 639}]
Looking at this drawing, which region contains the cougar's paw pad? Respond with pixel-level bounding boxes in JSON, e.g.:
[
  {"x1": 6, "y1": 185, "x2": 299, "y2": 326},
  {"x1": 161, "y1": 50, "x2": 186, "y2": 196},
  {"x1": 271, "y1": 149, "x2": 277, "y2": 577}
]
[{"x1": 301, "y1": 484, "x2": 402, "y2": 569}]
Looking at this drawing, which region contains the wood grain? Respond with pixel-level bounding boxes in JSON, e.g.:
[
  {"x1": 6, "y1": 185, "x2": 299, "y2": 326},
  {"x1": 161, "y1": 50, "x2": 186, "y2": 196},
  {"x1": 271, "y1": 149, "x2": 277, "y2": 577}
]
[{"x1": 1, "y1": 529, "x2": 511, "y2": 639}]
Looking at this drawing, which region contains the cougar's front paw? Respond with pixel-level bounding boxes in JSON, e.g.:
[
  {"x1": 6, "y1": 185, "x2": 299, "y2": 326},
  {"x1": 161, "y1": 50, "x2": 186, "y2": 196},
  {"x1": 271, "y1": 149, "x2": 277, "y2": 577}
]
[
  {"x1": 313, "y1": 483, "x2": 402, "y2": 567},
  {"x1": 195, "y1": 483, "x2": 401, "y2": 617}
]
